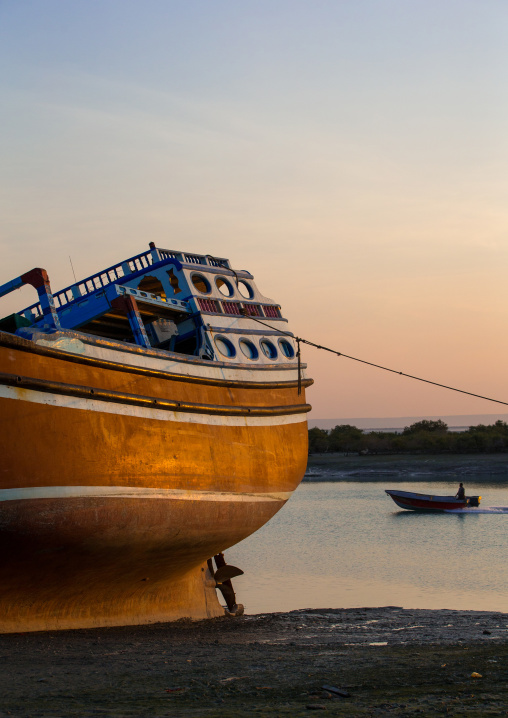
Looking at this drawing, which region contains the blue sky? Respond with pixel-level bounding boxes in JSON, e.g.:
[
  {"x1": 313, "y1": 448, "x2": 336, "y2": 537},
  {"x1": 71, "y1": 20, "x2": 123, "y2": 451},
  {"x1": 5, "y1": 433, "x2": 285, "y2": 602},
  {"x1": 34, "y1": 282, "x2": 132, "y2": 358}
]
[{"x1": 2, "y1": 1, "x2": 508, "y2": 419}]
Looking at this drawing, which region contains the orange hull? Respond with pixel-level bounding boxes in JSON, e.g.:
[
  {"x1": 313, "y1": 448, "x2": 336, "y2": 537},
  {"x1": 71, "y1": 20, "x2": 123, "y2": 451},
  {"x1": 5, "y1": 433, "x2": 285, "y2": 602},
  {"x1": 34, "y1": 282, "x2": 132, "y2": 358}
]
[{"x1": 0, "y1": 332, "x2": 310, "y2": 632}]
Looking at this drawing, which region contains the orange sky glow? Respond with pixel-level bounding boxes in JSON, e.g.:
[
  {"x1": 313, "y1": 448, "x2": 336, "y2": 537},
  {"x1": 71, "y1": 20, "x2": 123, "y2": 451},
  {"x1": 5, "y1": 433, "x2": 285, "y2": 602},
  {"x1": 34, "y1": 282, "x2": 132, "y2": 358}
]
[{"x1": 1, "y1": 1, "x2": 508, "y2": 424}]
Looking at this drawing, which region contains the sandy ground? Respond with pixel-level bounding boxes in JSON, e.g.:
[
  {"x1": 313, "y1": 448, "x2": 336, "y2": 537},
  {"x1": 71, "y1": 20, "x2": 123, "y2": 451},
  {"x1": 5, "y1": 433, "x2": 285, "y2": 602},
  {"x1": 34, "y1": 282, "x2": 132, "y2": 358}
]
[{"x1": 1, "y1": 607, "x2": 507, "y2": 717}]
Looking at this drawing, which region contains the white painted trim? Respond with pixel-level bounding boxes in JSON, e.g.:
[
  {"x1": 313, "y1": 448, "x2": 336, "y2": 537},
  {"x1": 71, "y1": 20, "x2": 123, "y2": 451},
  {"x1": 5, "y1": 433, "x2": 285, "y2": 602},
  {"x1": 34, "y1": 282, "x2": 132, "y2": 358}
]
[
  {"x1": 0, "y1": 385, "x2": 309, "y2": 428},
  {"x1": 83, "y1": 344, "x2": 302, "y2": 382},
  {"x1": 0, "y1": 486, "x2": 292, "y2": 503},
  {"x1": 33, "y1": 337, "x2": 306, "y2": 383}
]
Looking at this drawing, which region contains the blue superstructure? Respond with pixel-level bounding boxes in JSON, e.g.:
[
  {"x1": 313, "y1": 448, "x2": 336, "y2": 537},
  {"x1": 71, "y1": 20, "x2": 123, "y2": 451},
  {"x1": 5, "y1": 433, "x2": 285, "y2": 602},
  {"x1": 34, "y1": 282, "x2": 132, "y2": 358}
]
[{"x1": 0, "y1": 243, "x2": 296, "y2": 364}]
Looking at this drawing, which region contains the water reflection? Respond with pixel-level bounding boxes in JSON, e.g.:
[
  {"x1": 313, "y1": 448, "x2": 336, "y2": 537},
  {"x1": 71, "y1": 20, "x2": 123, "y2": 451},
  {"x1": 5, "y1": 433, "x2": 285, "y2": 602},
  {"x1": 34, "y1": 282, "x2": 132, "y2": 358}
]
[
  {"x1": 389, "y1": 510, "x2": 473, "y2": 520},
  {"x1": 227, "y1": 481, "x2": 508, "y2": 615}
]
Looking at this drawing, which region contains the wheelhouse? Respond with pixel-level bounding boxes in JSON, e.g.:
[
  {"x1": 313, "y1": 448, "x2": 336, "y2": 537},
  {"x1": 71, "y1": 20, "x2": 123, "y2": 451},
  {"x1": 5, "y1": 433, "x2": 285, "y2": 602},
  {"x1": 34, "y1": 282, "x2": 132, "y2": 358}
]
[{"x1": 0, "y1": 244, "x2": 297, "y2": 366}]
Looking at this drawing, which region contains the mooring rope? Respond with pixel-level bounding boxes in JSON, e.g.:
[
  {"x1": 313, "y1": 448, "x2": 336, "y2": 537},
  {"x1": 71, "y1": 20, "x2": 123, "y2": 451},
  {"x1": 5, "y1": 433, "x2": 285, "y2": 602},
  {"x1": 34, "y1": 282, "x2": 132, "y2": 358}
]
[
  {"x1": 241, "y1": 313, "x2": 508, "y2": 406},
  {"x1": 206, "y1": 255, "x2": 241, "y2": 289}
]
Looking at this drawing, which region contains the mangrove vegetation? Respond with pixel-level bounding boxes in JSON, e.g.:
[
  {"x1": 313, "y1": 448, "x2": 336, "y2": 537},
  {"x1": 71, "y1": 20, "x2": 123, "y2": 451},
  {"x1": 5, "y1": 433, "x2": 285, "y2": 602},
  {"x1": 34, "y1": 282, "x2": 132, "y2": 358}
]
[{"x1": 308, "y1": 419, "x2": 508, "y2": 455}]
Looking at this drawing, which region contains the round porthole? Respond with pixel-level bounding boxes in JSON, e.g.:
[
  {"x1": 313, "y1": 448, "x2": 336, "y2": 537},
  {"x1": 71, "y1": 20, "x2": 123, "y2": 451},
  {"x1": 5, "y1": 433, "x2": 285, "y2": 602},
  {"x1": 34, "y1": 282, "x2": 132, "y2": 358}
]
[
  {"x1": 216, "y1": 277, "x2": 234, "y2": 297},
  {"x1": 214, "y1": 336, "x2": 236, "y2": 358},
  {"x1": 239, "y1": 339, "x2": 259, "y2": 360},
  {"x1": 260, "y1": 340, "x2": 278, "y2": 359},
  {"x1": 279, "y1": 339, "x2": 295, "y2": 358},
  {"x1": 191, "y1": 273, "x2": 211, "y2": 294},
  {"x1": 237, "y1": 280, "x2": 254, "y2": 299}
]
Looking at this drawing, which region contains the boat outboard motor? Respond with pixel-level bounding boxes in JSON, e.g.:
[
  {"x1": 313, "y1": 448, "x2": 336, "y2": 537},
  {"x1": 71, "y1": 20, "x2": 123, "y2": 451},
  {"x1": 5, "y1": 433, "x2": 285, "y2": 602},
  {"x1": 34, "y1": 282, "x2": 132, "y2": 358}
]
[{"x1": 467, "y1": 496, "x2": 481, "y2": 507}]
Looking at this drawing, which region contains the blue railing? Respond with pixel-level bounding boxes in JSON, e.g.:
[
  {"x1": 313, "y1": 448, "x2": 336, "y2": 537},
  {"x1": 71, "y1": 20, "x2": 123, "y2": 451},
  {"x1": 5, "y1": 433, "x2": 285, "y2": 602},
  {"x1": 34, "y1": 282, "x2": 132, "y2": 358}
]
[
  {"x1": 21, "y1": 246, "x2": 231, "y2": 321},
  {"x1": 22, "y1": 249, "x2": 155, "y2": 320},
  {"x1": 158, "y1": 248, "x2": 230, "y2": 268}
]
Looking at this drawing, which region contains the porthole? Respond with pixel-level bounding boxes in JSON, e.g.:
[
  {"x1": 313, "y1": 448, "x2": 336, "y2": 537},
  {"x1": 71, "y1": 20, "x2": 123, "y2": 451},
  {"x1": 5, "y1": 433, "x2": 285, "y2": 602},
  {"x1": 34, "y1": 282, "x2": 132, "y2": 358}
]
[
  {"x1": 191, "y1": 273, "x2": 211, "y2": 294},
  {"x1": 260, "y1": 339, "x2": 278, "y2": 359},
  {"x1": 214, "y1": 336, "x2": 236, "y2": 358},
  {"x1": 279, "y1": 339, "x2": 295, "y2": 358},
  {"x1": 216, "y1": 277, "x2": 234, "y2": 297},
  {"x1": 239, "y1": 339, "x2": 259, "y2": 360},
  {"x1": 237, "y1": 280, "x2": 254, "y2": 299}
]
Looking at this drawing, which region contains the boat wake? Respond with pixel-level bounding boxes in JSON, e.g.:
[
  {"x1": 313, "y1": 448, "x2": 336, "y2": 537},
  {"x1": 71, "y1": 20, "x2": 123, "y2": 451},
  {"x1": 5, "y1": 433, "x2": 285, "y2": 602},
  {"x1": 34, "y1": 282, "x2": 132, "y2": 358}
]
[{"x1": 444, "y1": 506, "x2": 508, "y2": 514}]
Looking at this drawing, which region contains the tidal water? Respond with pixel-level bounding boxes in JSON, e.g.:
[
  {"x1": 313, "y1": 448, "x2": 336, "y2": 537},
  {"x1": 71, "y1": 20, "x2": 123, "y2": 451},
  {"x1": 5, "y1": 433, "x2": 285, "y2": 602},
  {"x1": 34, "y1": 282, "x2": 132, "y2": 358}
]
[{"x1": 227, "y1": 472, "x2": 508, "y2": 615}]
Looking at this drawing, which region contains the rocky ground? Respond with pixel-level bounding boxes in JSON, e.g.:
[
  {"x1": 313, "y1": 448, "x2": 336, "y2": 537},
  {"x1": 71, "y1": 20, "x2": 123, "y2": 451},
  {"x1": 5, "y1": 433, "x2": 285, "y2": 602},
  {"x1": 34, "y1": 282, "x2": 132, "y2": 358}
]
[{"x1": 1, "y1": 607, "x2": 507, "y2": 717}]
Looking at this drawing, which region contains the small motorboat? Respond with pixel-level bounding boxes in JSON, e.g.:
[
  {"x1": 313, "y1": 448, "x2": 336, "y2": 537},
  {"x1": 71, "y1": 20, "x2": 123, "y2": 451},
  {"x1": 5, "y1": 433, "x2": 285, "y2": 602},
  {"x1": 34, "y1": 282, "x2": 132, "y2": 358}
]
[{"x1": 385, "y1": 489, "x2": 481, "y2": 512}]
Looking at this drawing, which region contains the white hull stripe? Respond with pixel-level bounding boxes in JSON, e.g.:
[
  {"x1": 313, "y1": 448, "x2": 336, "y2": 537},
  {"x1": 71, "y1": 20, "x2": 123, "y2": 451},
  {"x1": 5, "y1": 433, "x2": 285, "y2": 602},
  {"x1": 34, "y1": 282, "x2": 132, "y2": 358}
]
[
  {"x1": 30, "y1": 337, "x2": 306, "y2": 384},
  {"x1": 0, "y1": 486, "x2": 292, "y2": 503},
  {"x1": 0, "y1": 385, "x2": 308, "y2": 428},
  {"x1": 83, "y1": 342, "x2": 306, "y2": 383}
]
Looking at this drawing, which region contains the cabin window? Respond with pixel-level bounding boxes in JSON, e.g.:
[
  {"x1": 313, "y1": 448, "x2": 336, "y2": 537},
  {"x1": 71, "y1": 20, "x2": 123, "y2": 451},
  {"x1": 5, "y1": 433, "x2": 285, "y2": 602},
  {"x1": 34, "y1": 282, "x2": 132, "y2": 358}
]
[
  {"x1": 260, "y1": 339, "x2": 277, "y2": 359},
  {"x1": 191, "y1": 273, "x2": 211, "y2": 294},
  {"x1": 137, "y1": 275, "x2": 166, "y2": 300},
  {"x1": 279, "y1": 339, "x2": 295, "y2": 358},
  {"x1": 216, "y1": 277, "x2": 234, "y2": 297},
  {"x1": 239, "y1": 339, "x2": 259, "y2": 360},
  {"x1": 237, "y1": 280, "x2": 254, "y2": 299},
  {"x1": 214, "y1": 336, "x2": 236, "y2": 358},
  {"x1": 173, "y1": 336, "x2": 198, "y2": 356}
]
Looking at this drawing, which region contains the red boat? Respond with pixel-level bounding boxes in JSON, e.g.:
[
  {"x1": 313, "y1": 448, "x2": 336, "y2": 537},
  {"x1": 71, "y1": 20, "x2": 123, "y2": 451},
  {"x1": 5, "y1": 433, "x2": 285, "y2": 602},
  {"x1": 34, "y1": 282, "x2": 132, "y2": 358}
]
[{"x1": 385, "y1": 490, "x2": 481, "y2": 512}]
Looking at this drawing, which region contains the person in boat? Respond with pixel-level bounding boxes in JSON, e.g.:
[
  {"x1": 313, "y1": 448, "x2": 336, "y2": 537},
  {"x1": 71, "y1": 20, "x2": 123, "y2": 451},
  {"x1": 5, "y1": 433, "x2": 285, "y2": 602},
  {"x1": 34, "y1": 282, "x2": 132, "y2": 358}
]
[{"x1": 455, "y1": 483, "x2": 465, "y2": 500}]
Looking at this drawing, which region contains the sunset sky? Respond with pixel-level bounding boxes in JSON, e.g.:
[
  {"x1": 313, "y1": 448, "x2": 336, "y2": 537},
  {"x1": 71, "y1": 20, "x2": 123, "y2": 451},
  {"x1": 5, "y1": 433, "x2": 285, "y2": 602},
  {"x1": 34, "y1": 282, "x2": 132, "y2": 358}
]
[{"x1": 1, "y1": 1, "x2": 508, "y2": 423}]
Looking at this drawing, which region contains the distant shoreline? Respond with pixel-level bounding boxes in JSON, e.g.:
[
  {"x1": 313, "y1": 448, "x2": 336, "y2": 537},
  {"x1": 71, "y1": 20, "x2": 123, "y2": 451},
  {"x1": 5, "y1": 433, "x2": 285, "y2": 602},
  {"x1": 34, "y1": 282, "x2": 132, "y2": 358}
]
[
  {"x1": 305, "y1": 452, "x2": 508, "y2": 482},
  {"x1": 309, "y1": 420, "x2": 508, "y2": 455},
  {"x1": 309, "y1": 413, "x2": 508, "y2": 431}
]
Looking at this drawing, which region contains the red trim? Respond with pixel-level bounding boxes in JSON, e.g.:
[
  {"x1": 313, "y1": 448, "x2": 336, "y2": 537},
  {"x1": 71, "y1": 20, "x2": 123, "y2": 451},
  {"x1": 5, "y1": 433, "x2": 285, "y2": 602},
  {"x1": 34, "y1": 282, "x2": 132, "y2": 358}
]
[
  {"x1": 20, "y1": 268, "x2": 50, "y2": 290},
  {"x1": 111, "y1": 295, "x2": 138, "y2": 314},
  {"x1": 242, "y1": 303, "x2": 262, "y2": 317},
  {"x1": 263, "y1": 305, "x2": 281, "y2": 318},
  {"x1": 222, "y1": 301, "x2": 241, "y2": 315},
  {"x1": 387, "y1": 492, "x2": 467, "y2": 511},
  {"x1": 198, "y1": 298, "x2": 221, "y2": 313}
]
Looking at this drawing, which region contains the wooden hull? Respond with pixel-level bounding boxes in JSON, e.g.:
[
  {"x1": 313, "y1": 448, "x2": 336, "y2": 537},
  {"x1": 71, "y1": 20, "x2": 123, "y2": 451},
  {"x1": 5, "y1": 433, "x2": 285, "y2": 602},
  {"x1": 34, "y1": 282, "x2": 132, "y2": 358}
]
[
  {"x1": 0, "y1": 331, "x2": 311, "y2": 632},
  {"x1": 385, "y1": 490, "x2": 468, "y2": 511}
]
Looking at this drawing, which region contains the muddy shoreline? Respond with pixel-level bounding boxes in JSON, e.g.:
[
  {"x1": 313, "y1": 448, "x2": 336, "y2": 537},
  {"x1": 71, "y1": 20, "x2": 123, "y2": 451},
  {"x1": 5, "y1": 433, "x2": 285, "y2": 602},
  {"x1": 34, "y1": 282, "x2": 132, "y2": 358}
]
[
  {"x1": 305, "y1": 453, "x2": 508, "y2": 482},
  {"x1": 2, "y1": 607, "x2": 507, "y2": 717}
]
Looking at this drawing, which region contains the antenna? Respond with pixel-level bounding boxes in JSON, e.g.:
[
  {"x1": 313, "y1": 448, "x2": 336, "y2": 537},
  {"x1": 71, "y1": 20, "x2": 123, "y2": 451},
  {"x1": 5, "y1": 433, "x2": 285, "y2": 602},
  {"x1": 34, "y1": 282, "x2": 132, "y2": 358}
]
[{"x1": 69, "y1": 256, "x2": 77, "y2": 283}]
